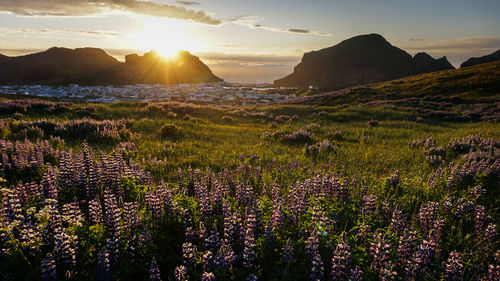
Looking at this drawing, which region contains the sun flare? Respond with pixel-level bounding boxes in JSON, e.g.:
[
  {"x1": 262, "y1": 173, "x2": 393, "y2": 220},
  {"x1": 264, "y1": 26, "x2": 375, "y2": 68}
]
[{"x1": 132, "y1": 18, "x2": 204, "y2": 59}]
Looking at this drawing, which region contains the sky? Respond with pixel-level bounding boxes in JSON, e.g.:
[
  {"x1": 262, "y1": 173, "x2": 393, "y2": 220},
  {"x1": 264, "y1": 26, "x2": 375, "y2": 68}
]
[{"x1": 0, "y1": 0, "x2": 499, "y2": 83}]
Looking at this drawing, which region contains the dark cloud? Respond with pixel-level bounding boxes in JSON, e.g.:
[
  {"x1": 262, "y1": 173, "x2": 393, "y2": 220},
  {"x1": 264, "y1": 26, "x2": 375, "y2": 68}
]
[
  {"x1": 0, "y1": 0, "x2": 221, "y2": 25},
  {"x1": 407, "y1": 38, "x2": 425, "y2": 42},
  {"x1": 404, "y1": 36, "x2": 500, "y2": 51},
  {"x1": 227, "y1": 15, "x2": 331, "y2": 36},
  {"x1": 176, "y1": 1, "x2": 200, "y2": 6}
]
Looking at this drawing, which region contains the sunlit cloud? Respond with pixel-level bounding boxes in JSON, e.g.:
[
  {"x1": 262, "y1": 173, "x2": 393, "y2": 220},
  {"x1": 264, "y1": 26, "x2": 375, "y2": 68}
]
[
  {"x1": 227, "y1": 15, "x2": 331, "y2": 36},
  {"x1": 0, "y1": 0, "x2": 221, "y2": 25}
]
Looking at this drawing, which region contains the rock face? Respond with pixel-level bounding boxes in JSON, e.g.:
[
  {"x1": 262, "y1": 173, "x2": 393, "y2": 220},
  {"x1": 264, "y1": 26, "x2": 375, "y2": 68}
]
[
  {"x1": 0, "y1": 48, "x2": 221, "y2": 85},
  {"x1": 461, "y1": 49, "x2": 500, "y2": 68},
  {"x1": 274, "y1": 34, "x2": 454, "y2": 90}
]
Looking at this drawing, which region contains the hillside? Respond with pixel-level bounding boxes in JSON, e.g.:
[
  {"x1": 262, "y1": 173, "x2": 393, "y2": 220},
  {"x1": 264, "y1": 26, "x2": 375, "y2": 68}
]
[
  {"x1": 0, "y1": 47, "x2": 222, "y2": 85},
  {"x1": 461, "y1": 49, "x2": 500, "y2": 68},
  {"x1": 281, "y1": 61, "x2": 500, "y2": 121},
  {"x1": 274, "y1": 33, "x2": 454, "y2": 90}
]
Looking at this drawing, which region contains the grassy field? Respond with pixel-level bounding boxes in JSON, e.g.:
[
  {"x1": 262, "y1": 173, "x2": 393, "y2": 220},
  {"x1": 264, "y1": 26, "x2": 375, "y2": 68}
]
[{"x1": 0, "y1": 62, "x2": 498, "y2": 281}]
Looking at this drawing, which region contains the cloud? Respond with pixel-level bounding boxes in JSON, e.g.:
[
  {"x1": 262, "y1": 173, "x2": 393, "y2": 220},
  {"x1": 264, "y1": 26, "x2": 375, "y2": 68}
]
[
  {"x1": 403, "y1": 36, "x2": 500, "y2": 52},
  {"x1": 0, "y1": 0, "x2": 221, "y2": 25},
  {"x1": 0, "y1": 27, "x2": 123, "y2": 37},
  {"x1": 176, "y1": 1, "x2": 200, "y2": 6},
  {"x1": 406, "y1": 38, "x2": 425, "y2": 42},
  {"x1": 227, "y1": 15, "x2": 331, "y2": 36}
]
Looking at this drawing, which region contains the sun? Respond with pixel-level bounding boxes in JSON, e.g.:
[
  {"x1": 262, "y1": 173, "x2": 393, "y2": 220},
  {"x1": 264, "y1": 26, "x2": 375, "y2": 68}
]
[{"x1": 132, "y1": 18, "x2": 204, "y2": 60}]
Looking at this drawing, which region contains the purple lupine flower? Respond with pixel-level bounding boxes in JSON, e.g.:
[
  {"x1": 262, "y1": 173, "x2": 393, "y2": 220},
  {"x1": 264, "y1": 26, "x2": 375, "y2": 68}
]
[
  {"x1": 88, "y1": 196, "x2": 103, "y2": 225},
  {"x1": 184, "y1": 227, "x2": 197, "y2": 244},
  {"x1": 247, "y1": 273, "x2": 258, "y2": 281},
  {"x1": 97, "y1": 246, "x2": 110, "y2": 281},
  {"x1": 483, "y1": 224, "x2": 497, "y2": 252},
  {"x1": 444, "y1": 251, "x2": 463, "y2": 281},
  {"x1": 62, "y1": 199, "x2": 83, "y2": 227},
  {"x1": 19, "y1": 218, "x2": 41, "y2": 256},
  {"x1": 380, "y1": 261, "x2": 397, "y2": 281},
  {"x1": 349, "y1": 266, "x2": 363, "y2": 281},
  {"x1": 1, "y1": 187, "x2": 23, "y2": 226},
  {"x1": 223, "y1": 201, "x2": 237, "y2": 246},
  {"x1": 470, "y1": 185, "x2": 485, "y2": 201},
  {"x1": 106, "y1": 237, "x2": 119, "y2": 266},
  {"x1": 397, "y1": 230, "x2": 417, "y2": 267},
  {"x1": 149, "y1": 257, "x2": 161, "y2": 281},
  {"x1": 419, "y1": 202, "x2": 439, "y2": 233},
  {"x1": 310, "y1": 252, "x2": 324, "y2": 281},
  {"x1": 205, "y1": 224, "x2": 221, "y2": 253},
  {"x1": 104, "y1": 189, "x2": 121, "y2": 238},
  {"x1": 331, "y1": 236, "x2": 351, "y2": 280},
  {"x1": 199, "y1": 222, "x2": 207, "y2": 242},
  {"x1": 146, "y1": 190, "x2": 161, "y2": 219},
  {"x1": 312, "y1": 203, "x2": 329, "y2": 236},
  {"x1": 389, "y1": 207, "x2": 405, "y2": 234},
  {"x1": 202, "y1": 250, "x2": 215, "y2": 271},
  {"x1": 201, "y1": 272, "x2": 215, "y2": 281},
  {"x1": 174, "y1": 265, "x2": 187, "y2": 281},
  {"x1": 357, "y1": 222, "x2": 371, "y2": 242},
  {"x1": 361, "y1": 195, "x2": 376, "y2": 218},
  {"x1": 54, "y1": 229, "x2": 77, "y2": 270},
  {"x1": 243, "y1": 207, "x2": 257, "y2": 269},
  {"x1": 487, "y1": 265, "x2": 500, "y2": 281},
  {"x1": 442, "y1": 197, "x2": 454, "y2": 214},
  {"x1": 386, "y1": 170, "x2": 400, "y2": 187},
  {"x1": 474, "y1": 205, "x2": 487, "y2": 235},
  {"x1": 282, "y1": 238, "x2": 294, "y2": 263},
  {"x1": 370, "y1": 232, "x2": 390, "y2": 274},
  {"x1": 41, "y1": 253, "x2": 57, "y2": 281},
  {"x1": 123, "y1": 201, "x2": 140, "y2": 230},
  {"x1": 455, "y1": 198, "x2": 474, "y2": 218},
  {"x1": 429, "y1": 216, "x2": 445, "y2": 243},
  {"x1": 272, "y1": 204, "x2": 285, "y2": 231},
  {"x1": 182, "y1": 242, "x2": 197, "y2": 266},
  {"x1": 306, "y1": 235, "x2": 320, "y2": 261},
  {"x1": 405, "y1": 239, "x2": 436, "y2": 280},
  {"x1": 216, "y1": 241, "x2": 236, "y2": 269}
]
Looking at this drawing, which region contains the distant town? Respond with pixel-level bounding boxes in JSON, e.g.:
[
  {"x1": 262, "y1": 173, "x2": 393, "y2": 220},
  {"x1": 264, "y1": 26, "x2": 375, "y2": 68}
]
[{"x1": 0, "y1": 83, "x2": 297, "y2": 105}]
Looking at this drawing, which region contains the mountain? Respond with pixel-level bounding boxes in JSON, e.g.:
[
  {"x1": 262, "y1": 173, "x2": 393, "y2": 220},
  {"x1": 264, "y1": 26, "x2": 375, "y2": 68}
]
[
  {"x1": 0, "y1": 47, "x2": 221, "y2": 85},
  {"x1": 461, "y1": 49, "x2": 500, "y2": 68},
  {"x1": 274, "y1": 34, "x2": 454, "y2": 90},
  {"x1": 0, "y1": 47, "x2": 120, "y2": 85},
  {"x1": 281, "y1": 61, "x2": 500, "y2": 106},
  {"x1": 94, "y1": 50, "x2": 222, "y2": 84},
  {"x1": 413, "y1": 52, "x2": 454, "y2": 74}
]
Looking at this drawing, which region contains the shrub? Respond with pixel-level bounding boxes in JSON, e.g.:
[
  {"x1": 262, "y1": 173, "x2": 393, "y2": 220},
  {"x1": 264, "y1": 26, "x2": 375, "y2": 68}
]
[
  {"x1": 329, "y1": 129, "x2": 344, "y2": 141},
  {"x1": 368, "y1": 119, "x2": 379, "y2": 128},
  {"x1": 222, "y1": 115, "x2": 235, "y2": 123},
  {"x1": 281, "y1": 129, "x2": 313, "y2": 144},
  {"x1": 160, "y1": 123, "x2": 181, "y2": 139}
]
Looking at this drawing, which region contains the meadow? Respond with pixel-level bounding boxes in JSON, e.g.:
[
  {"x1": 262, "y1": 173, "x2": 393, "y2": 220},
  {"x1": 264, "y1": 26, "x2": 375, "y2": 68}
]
[{"x1": 0, "y1": 63, "x2": 499, "y2": 281}]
